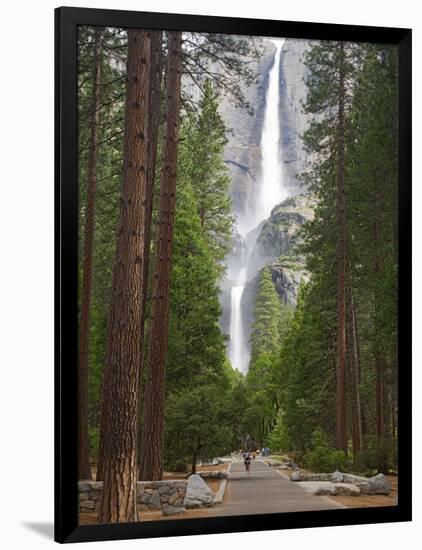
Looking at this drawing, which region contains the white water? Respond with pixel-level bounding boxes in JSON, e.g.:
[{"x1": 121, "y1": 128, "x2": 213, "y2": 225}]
[{"x1": 228, "y1": 38, "x2": 286, "y2": 373}]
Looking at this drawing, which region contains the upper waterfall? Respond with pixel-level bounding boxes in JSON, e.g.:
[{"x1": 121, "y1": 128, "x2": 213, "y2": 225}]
[{"x1": 227, "y1": 38, "x2": 287, "y2": 373}]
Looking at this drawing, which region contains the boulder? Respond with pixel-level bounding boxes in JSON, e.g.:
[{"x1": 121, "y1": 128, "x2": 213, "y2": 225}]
[
  {"x1": 199, "y1": 470, "x2": 229, "y2": 479},
  {"x1": 331, "y1": 470, "x2": 344, "y2": 483},
  {"x1": 367, "y1": 473, "x2": 391, "y2": 495},
  {"x1": 314, "y1": 483, "x2": 360, "y2": 496},
  {"x1": 168, "y1": 492, "x2": 178, "y2": 505},
  {"x1": 140, "y1": 492, "x2": 152, "y2": 505},
  {"x1": 80, "y1": 500, "x2": 95, "y2": 510},
  {"x1": 355, "y1": 481, "x2": 372, "y2": 495},
  {"x1": 78, "y1": 482, "x2": 91, "y2": 492},
  {"x1": 343, "y1": 473, "x2": 368, "y2": 484},
  {"x1": 183, "y1": 474, "x2": 214, "y2": 508},
  {"x1": 150, "y1": 490, "x2": 161, "y2": 509},
  {"x1": 312, "y1": 483, "x2": 337, "y2": 496},
  {"x1": 291, "y1": 470, "x2": 390, "y2": 495},
  {"x1": 290, "y1": 471, "x2": 303, "y2": 481},
  {"x1": 334, "y1": 483, "x2": 361, "y2": 496},
  {"x1": 162, "y1": 505, "x2": 186, "y2": 516},
  {"x1": 290, "y1": 472, "x2": 332, "y2": 482}
]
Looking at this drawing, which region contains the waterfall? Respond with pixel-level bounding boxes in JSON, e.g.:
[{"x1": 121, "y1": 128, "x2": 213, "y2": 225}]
[{"x1": 228, "y1": 38, "x2": 286, "y2": 373}]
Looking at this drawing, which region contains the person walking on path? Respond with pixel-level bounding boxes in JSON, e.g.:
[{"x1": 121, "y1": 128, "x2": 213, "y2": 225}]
[{"x1": 244, "y1": 453, "x2": 252, "y2": 474}]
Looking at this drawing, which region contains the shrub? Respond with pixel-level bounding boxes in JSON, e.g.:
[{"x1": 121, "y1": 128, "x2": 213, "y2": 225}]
[
  {"x1": 165, "y1": 459, "x2": 189, "y2": 474},
  {"x1": 304, "y1": 429, "x2": 347, "y2": 473},
  {"x1": 267, "y1": 412, "x2": 291, "y2": 452},
  {"x1": 353, "y1": 436, "x2": 397, "y2": 475},
  {"x1": 88, "y1": 426, "x2": 100, "y2": 458}
]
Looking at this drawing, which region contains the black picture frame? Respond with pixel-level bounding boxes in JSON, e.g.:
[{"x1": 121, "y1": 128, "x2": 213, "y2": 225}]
[{"x1": 55, "y1": 6, "x2": 412, "y2": 544}]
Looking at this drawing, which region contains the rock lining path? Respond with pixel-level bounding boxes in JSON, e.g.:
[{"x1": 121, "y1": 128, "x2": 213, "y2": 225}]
[{"x1": 208, "y1": 458, "x2": 344, "y2": 516}]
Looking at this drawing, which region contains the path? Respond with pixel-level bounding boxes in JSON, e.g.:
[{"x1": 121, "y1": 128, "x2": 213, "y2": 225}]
[{"x1": 209, "y1": 458, "x2": 343, "y2": 516}]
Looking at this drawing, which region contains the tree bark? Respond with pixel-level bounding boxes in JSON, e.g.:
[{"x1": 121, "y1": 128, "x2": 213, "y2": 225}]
[
  {"x1": 78, "y1": 27, "x2": 102, "y2": 481},
  {"x1": 336, "y1": 42, "x2": 348, "y2": 453},
  {"x1": 140, "y1": 29, "x2": 163, "y2": 356},
  {"x1": 97, "y1": 29, "x2": 150, "y2": 523},
  {"x1": 347, "y1": 283, "x2": 362, "y2": 456},
  {"x1": 373, "y1": 189, "x2": 385, "y2": 442},
  {"x1": 137, "y1": 30, "x2": 163, "y2": 479},
  {"x1": 139, "y1": 32, "x2": 183, "y2": 482}
]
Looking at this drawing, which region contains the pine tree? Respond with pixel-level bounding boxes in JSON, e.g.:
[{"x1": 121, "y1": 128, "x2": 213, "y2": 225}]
[
  {"x1": 178, "y1": 79, "x2": 234, "y2": 263},
  {"x1": 97, "y1": 29, "x2": 150, "y2": 523},
  {"x1": 140, "y1": 31, "x2": 183, "y2": 482},
  {"x1": 250, "y1": 267, "x2": 283, "y2": 363},
  {"x1": 78, "y1": 26, "x2": 103, "y2": 481},
  {"x1": 303, "y1": 41, "x2": 358, "y2": 452}
]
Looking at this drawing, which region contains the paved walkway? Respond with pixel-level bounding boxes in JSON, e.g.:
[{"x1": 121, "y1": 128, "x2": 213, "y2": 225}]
[{"x1": 209, "y1": 458, "x2": 343, "y2": 516}]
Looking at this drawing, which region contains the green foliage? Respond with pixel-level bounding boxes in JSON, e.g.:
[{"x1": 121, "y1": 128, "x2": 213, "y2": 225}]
[
  {"x1": 277, "y1": 41, "x2": 399, "y2": 462},
  {"x1": 166, "y1": 182, "x2": 227, "y2": 391},
  {"x1": 353, "y1": 436, "x2": 398, "y2": 475},
  {"x1": 178, "y1": 80, "x2": 234, "y2": 265},
  {"x1": 78, "y1": 29, "x2": 399, "y2": 479},
  {"x1": 250, "y1": 267, "x2": 283, "y2": 363},
  {"x1": 164, "y1": 382, "x2": 234, "y2": 472},
  {"x1": 267, "y1": 412, "x2": 291, "y2": 452},
  {"x1": 304, "y1": 429, "x2": 347, "y2": 472},
  {"x1": 88, "y1": 426, "x2": 100, "y2": 459},
  {"x1": 78, "y1": 27, "x2": 126, "y2": 453},
  {"x1": 182, "y1": 33, "x2": 261, "y2": 111}
]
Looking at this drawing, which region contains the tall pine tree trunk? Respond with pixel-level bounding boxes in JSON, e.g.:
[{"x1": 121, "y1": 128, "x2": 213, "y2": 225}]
[
  {"x1": 336, "y1": 42, "x2": 348, "y2": 453},
  {"x1": 347, "y1": 283, "x2": 362, "y2": 456},
  {"x1": 78, "y1": 27, "x2": 102, "y2": 481},
  {"x1": 137, "y1": 31, "x2": 163, "y2": 479},
  {"x1": 140, "y1": 29, "x2": 163, "y2": 358},
  {"x1": 97, "y1": 29, "x2": 150, "y2": 523},
  {"x1": 139, "y1": 31, "x2": 182, "y2": 482},
  {"x1": 373, "y1": 195, "x2": 385, "y2": 442},
  {"x1": 355, "y1": 310, "x2": 368, "y2": 441}
]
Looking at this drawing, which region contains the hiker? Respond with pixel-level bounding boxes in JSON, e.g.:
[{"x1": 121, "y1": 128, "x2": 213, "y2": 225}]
[{"x1": 244, "y1": 453, "x2": 252, "y2": 474}]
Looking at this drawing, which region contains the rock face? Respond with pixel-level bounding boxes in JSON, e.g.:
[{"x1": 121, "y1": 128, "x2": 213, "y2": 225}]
[
  {"x1": 249, "y1": 195, "x2": 314, "y2": 276},
  {"x1": 219, "y1": 37, "x2": 313, "y2": 217},
  {"x1": 219, "y1": 39, "x2": 275, "y2": 215},
  {"x1": 183, "y1": 474, "x2": 215, "y2": 509},
  {"x1": 246, "y1": 194, "x2": 314, "y2": 304},
  {"x1": 214, "y1": 37, "x2": 315, "y2": 368},
  {"x1": 279, "y1": 38, "x2": 314, "y2": 192},
  {"x1": 233, "y1": 194, "x2": 313, "y2": 349}
]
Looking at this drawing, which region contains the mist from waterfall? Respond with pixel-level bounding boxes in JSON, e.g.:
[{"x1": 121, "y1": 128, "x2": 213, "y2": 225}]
[{"x1": 228, "y1": 38, "x2": 286, "y2": 373}]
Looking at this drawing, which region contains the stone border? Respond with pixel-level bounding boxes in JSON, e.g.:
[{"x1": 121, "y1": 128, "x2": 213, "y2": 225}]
[
  {"x1": 213, "y1": 460, "x2": 232, "y2": 505},
  {"x1": 290, "y1": 471, "x2": 391, "y2": 495},
  {"x1": 78, "y1": 480, "x2": 187, "y2": 513}
]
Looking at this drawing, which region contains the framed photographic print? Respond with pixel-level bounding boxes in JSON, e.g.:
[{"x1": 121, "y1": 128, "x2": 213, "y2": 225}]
[{"x1": 55, "y1": 6, "x2": 412, "y2": 543}]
